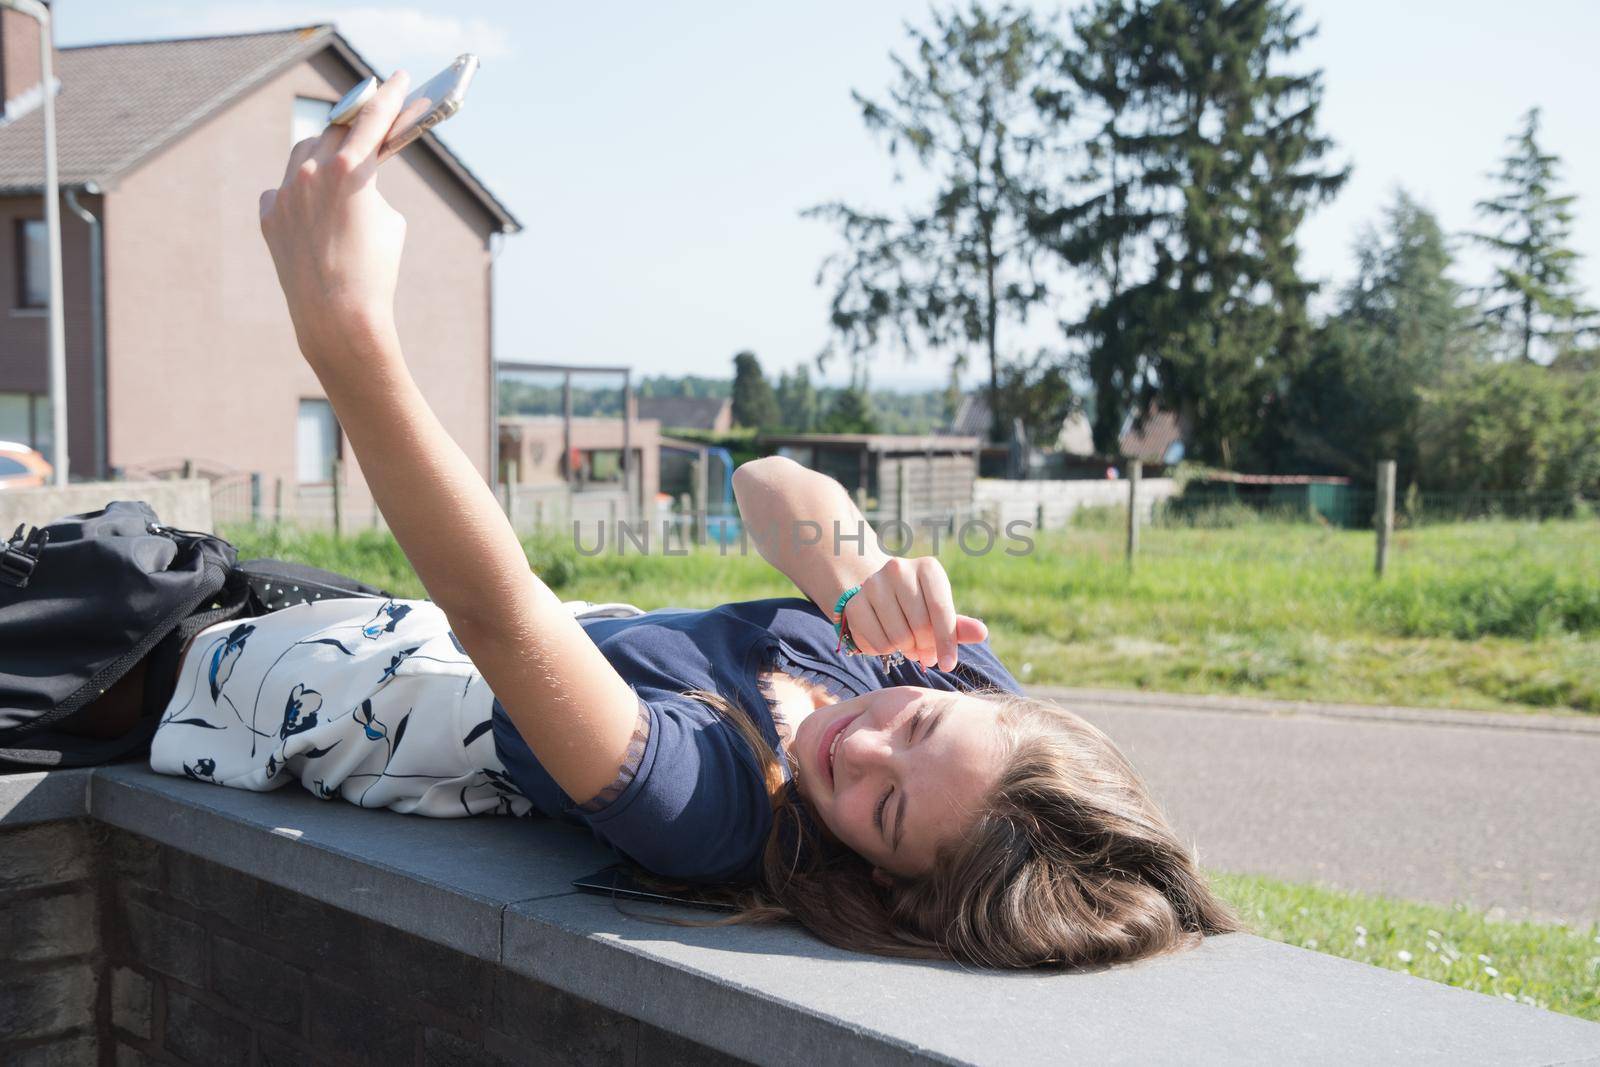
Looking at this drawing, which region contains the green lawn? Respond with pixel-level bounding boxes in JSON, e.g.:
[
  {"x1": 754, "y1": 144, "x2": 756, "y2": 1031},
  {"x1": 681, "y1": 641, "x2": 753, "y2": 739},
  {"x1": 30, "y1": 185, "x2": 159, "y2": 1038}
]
[
  {"x1": 1216, "y1": 872, "x2": 1600, "y2": 1021},
  {"x1": 227, "y1": 514, "x2": 1600, "y2": 714}
]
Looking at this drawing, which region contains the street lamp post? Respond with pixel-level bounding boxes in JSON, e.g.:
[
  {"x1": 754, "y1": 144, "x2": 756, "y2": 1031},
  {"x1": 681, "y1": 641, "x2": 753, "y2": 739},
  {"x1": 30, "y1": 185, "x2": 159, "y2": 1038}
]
[{"x1": 3, "y1": 0, "x2": 67, "y2": 484}]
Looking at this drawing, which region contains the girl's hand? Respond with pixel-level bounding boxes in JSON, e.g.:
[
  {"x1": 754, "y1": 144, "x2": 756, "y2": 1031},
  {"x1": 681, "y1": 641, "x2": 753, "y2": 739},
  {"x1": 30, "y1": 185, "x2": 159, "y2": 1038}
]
[
  {"x1": 258, "y1": 70, "x2": 412, "y2": 372},
  {"x1": 842, "y1": 556, "x2": 987, "y2": 672}
]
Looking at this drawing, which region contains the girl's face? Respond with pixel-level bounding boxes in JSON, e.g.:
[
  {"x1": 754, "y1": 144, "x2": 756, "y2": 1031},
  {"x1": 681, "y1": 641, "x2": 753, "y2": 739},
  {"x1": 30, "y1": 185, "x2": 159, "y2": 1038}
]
[{"x1": 791, "y1": 686, "x2": 1004, "y2": 879}]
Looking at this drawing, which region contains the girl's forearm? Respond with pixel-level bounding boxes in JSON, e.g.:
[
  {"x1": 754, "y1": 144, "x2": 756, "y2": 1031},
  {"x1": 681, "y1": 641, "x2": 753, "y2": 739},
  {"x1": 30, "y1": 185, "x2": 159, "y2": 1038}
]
[
  {"x1": 732, "y1": 456, "x2": 892, "y2": 613},
  {"x1": 304, "y1": 324, "x2": 557, "y2": 638}
]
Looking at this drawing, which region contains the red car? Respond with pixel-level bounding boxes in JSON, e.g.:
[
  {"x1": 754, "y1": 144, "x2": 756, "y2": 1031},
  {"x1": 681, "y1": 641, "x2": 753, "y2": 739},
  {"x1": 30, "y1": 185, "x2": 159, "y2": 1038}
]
[{"x1": 0, "y1": 441, "x2": 53, "y2": 489}]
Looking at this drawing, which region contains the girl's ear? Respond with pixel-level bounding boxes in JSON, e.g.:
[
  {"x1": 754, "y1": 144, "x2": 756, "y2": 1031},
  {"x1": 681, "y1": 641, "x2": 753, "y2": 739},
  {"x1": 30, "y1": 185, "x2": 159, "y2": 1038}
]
[{"x1": 870, "y1": 867, "x2": 895, "y2": 889}]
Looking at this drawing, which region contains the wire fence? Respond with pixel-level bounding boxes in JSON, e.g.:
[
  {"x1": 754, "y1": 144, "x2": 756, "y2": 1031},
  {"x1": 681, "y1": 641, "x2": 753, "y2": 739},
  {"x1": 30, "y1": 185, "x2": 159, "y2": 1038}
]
[
  {"x1": 1139, "y1": 485, "x2": 1597, "y2": 530},
  {"x1": 119, "y1": 460, "x2": 1597, "y2": 579}
]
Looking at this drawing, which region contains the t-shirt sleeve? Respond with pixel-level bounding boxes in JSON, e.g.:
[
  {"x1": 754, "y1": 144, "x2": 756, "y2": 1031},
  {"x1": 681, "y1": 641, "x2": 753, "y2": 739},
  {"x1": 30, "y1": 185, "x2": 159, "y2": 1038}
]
[{"x1": 572, "y1": 693, "x2": 774, "y2": 884}]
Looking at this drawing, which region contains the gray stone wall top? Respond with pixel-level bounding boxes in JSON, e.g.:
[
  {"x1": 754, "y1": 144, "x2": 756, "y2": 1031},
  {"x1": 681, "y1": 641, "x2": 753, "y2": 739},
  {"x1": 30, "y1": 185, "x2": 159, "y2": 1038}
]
[
  {"x1": 0, "y1": 480, "x2": 214, "y2": 533},
  {"x1": 0, "y1": 767, "x2": 92, "y2": 826},
  {"x1": 5, "y1": 764, "x2": 1600, "y2": 1065}
]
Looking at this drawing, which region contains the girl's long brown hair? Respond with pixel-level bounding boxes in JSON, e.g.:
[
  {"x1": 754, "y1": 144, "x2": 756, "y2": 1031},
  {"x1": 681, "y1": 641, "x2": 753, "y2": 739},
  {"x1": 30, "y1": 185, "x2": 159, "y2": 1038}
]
[{"x1": 655, "y1": 686, "x2": 1239, "y2": 968}]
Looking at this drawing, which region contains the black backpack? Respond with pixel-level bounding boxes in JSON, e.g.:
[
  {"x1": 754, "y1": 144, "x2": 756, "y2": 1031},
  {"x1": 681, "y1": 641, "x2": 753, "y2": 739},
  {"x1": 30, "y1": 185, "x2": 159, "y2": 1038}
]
[{"x1": 0, "y1": 500, "x2": 389, "y2": 768}]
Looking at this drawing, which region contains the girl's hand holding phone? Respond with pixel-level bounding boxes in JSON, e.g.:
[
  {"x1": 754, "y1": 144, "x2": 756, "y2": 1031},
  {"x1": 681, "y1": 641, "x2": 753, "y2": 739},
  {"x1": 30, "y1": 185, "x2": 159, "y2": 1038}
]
[{"x1": 258, "y1": 70, "x2": 412, "y2": 378}]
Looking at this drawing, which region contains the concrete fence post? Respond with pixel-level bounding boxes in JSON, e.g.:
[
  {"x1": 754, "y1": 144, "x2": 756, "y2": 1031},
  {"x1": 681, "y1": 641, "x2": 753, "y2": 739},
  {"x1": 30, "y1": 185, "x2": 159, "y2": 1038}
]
[
  {"x1": 273, "y1": 477, "x2": 284, "y2": 525},
  {"x1": 690, "y1": 458, "x2": 705, "y2": 546},
  {"x1": 1375, "y1": 460, "x2": 1396, "y2": 577},
  {"x1": 1126, "y1": 460, "x2": 1143, "y2": 569},
  {"x1": 330, "y1": 458, "x2": 343, "y2": 541},
  {"x1": 502, "y1": 460, "x2": 518, "y2": 530},
  {"x1": 250, "y1": 473, "x2": 261, "y2": 523},
  {"x1": 897, "y1": 461, "x2": 910, "y2": 528}
]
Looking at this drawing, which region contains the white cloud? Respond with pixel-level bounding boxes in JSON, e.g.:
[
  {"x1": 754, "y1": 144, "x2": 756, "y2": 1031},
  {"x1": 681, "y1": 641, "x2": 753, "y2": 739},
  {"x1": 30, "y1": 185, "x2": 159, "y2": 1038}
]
[{"x1": 140, "y1": 3, "x2": 514, "y2": 70}]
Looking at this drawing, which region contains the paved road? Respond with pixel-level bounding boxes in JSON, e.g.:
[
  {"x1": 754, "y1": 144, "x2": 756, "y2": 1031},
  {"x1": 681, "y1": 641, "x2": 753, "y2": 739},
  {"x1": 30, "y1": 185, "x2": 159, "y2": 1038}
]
[{"x1": 1031, "y1": 689, "x2": 1600, "y2": 926}]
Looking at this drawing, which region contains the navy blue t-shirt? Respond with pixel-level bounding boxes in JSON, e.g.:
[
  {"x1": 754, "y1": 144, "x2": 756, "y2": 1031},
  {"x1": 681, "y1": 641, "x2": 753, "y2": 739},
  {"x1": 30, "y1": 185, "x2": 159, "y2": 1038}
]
[{"x1": 491, "y1": 597, "x2": 1022, "y2": 884}]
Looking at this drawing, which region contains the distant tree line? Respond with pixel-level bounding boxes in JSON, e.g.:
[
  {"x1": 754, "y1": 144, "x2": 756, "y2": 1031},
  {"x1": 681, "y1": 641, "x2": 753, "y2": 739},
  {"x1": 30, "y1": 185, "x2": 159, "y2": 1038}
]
[{"x1": 801, "y1": 1, "x2": 1598, "y2": 496}]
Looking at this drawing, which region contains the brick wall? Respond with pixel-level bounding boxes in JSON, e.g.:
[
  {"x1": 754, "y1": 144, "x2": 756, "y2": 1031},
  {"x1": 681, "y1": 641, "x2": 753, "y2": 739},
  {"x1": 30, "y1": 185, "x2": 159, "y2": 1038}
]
[
  {"x1": 0, "y1": 821, "x2": 746, "y2": 1066},
  {"x1": 0, "y1": 819, "x2": 103, "y2": 1065}
]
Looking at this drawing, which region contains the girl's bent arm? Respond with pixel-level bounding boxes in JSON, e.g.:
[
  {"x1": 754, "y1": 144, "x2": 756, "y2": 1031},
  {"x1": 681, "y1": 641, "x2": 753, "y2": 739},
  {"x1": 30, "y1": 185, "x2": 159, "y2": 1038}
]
[
  {"x1": 731, "y1": 456, "x2": 986, "y2": 671},
  {"x1": 732, "y1": 455, "x2": 890, "y2": 614},
  {"x1": 257, "y1": 72, "x2": 639, "y2": 807}
]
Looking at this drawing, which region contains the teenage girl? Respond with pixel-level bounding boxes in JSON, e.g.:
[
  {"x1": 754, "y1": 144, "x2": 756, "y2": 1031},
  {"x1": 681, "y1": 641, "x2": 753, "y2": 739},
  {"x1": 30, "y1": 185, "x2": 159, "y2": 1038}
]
[{"x1": 209, "y1": 72, "x2": 1239, "y2": 967}]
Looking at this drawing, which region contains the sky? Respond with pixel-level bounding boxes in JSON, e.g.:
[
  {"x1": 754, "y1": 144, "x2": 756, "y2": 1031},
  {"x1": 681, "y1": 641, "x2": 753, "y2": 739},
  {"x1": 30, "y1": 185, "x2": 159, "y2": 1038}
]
[{"x1": 55, "y1": 1, "x2": 1600, "y2": 392}]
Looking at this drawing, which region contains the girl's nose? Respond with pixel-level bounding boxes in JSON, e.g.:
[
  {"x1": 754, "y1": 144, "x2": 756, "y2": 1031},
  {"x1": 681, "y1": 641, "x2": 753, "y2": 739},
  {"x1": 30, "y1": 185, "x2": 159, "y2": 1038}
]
[{"x1": 839, "y1": 727, "x2": 893, "y2": 777}]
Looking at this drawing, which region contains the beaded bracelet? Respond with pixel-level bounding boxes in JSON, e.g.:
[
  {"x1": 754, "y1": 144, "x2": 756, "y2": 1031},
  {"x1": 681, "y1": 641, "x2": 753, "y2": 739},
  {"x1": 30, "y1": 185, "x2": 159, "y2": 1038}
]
[
  {"x1": 833, "y1": 584, "x2": 864, "y2": 654},
  {"x1": 833, "y1": 584, "x2": 906, "y2": 667}
]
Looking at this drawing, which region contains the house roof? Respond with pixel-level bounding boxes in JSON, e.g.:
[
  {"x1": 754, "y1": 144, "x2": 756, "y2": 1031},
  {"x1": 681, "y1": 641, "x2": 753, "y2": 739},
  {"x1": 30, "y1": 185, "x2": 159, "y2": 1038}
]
[
  {"x1": 635, "y1": 395, "x2": 730, "y2": 430},
  {"x1": 1119, "y1": 407, "x2": 1185, "y2": 465},
  {"x1": 0, "y1": 25, "x2": 519, "y2": 232},
  {"x1": 948, "y1": 392, "x2": 992, "y2": 437},
  {"x1": 948, "y1": 391, "x2": 1099, "y2": 455},
  {"x1": 760, "y1": 433, "x2": 981, "y2": 453}
]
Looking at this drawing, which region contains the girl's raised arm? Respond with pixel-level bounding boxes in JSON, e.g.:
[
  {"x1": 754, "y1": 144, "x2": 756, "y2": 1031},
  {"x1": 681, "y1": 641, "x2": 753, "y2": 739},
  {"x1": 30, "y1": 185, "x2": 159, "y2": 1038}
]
[
  {"x1": 731, "y1": 455, "x2": 986, "y2": 671},
  {"x1": 257, "y1": 72, "x2": 640, "y2": 808}
]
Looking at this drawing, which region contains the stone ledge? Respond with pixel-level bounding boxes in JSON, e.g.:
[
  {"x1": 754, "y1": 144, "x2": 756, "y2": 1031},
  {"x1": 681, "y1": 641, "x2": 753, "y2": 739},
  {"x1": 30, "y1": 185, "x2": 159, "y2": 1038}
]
[
  {"x1": 7, "y1": 764, "x2": 1600, "y2": 1065},
  {"x1": 0, "y1": 768, "x2": 93, "y2": 827}
]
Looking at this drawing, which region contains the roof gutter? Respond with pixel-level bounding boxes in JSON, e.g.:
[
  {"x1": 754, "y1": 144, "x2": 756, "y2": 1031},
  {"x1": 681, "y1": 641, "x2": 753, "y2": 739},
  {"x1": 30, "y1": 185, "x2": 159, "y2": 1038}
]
[{"x1": 62, "y1": 183, "x2": 106, "y2": 478}]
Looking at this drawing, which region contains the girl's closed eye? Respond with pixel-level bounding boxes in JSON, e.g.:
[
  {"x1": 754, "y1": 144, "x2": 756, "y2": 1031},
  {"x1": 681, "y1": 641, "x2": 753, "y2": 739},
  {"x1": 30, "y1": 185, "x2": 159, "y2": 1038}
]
[{"x1": 875, "y1": 709, "x2": 928, "y2": 835}]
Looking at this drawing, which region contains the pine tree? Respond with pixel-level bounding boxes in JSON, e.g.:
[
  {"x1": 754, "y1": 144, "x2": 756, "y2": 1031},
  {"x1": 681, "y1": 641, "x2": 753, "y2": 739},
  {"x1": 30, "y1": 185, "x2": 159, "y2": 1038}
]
[
  {"x1": 1470, "y1": 108, "x2": 1595, "y2": 364},
  {"x1": 774, "y1": 365, "x2": 819, "y2": 433},
  {"x1": 1039, "y1": 0, "x2": 1346, "y2": 466},
  {"x1": 805, "y1": 3, "x2": 1053, "y2": 444},
  {"x1": 819, "y1": 386, "x2": 880, "y2": 434},
  {"x1": 730, "y1": 351, "x2": 780, "y2": 430},
  {"x1": 1288, "y1": 190, "x2": 1476, "y2": 482}
]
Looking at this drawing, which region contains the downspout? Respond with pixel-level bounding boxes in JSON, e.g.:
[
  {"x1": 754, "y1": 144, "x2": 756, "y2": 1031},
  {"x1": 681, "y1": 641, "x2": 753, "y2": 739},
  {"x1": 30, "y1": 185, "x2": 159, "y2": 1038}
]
[
  {"x1": 63, "y1": 183, "x2": 105, "y2": 479},
  {"x1": 487, "y1": 229, "x2": 505, "y2": 487}
]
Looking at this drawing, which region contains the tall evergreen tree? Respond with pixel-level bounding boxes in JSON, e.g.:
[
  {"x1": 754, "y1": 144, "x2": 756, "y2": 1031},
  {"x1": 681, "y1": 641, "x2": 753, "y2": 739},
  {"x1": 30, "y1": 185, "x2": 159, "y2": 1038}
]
[
  {"x1": 819, "y1": 380, "x2": 880, "y2": 435},
  {"x1": 1032, "y1": 0, "x2": 1148, "y2": 455},
  {"x1": 730, "y1": 351, "x2": 780, "y2": 430},
  {"x1": 1469, "y1": 108, "x2": 1595, "y2": 364},
  {"x1": 1288, "y1": 190, "x2": 1475, "y2": 482},
  {"x1": 1037, "y1": 0, "x2": 1346, "y2": 466},
  {"x1": 805, "y1": 3, "x2": 1053, "y2": 443},
  {"x1": 774, "y1": 365, "x2": 819, "y2": 433}
]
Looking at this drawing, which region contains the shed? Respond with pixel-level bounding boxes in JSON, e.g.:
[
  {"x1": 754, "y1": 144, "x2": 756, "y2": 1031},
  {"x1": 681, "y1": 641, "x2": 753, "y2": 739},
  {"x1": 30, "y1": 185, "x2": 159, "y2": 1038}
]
[
  {"x1": 1177, "y1": 472, "x2": 1359, "y2": 527},
  {"x1": 758, "y1": 433, "x2": 981, "y2": 524}
]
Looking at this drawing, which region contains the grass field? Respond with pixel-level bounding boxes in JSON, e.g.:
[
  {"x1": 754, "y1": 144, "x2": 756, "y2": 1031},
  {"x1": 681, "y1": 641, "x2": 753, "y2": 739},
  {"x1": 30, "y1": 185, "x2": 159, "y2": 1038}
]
[
  {"x1": 1218, "y1": 872, "x2": 1600, "y2": 1021},
  {"x1": 227, "y1": 514, "x2": 1600, "y2": 714}
]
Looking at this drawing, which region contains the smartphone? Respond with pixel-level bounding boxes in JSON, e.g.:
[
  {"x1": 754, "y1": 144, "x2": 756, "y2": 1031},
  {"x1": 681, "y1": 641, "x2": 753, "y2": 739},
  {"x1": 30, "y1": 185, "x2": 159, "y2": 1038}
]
[
  {"x1": 328, "y1": 54, "x2": 478, "y2": 163},
  {"x1": 570, "y1": 865, "x2": 739, "y2": 913}
]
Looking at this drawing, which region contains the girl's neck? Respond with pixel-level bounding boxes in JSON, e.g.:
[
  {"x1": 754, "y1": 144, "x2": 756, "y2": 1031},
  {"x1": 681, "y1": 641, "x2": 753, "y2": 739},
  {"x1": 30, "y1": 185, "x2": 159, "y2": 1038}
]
[{"x1": 757, "y1": 669, "x2": 836, "y2": 754}]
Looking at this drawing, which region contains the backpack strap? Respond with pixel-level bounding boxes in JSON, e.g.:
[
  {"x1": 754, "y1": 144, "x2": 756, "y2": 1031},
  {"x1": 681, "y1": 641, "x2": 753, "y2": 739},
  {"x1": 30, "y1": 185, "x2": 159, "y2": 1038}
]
[{"x1": 0, "y1": 523, "x2": 48, "y2": 589}]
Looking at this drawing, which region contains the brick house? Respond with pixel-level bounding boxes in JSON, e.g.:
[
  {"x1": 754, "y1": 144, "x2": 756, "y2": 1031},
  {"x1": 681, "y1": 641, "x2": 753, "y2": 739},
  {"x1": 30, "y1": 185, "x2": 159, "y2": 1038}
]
[{"x1": 0, "y1": 19, "x2": 518, "y2": 507}]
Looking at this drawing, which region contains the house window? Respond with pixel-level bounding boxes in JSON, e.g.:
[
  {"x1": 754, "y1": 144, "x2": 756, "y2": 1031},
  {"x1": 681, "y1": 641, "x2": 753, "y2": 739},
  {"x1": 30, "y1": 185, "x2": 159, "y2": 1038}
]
[
  {"x1": 0, "y1": 391, "x2": 49, "y2": 452},
  {"x1": 14, "y1": 219, "x2": 47, "y2": 308},
  {"x1": 296, "y1": 398, "x2": 341, "y2": 483},
  {"x1": 291, "y1": 96, "x2": 334, "y2": 147}
]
